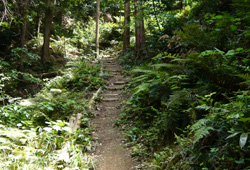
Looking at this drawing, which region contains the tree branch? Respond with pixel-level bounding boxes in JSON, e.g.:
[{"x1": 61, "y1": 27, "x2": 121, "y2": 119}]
[{"x1": 1, "y1": 0, "x2": 11, "y2": 24}]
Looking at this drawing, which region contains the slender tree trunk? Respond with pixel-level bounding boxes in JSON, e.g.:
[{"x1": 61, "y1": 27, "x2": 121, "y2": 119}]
[
  {"x1": 96, "y1": 0, "x2": 100, "y2": 58},
  {"x1": 19, "y1": 0, "x2": 30, "y2": 71},
  {"x1": 37, "y1": 15, "x2": 42, "y2": 39},
  {"x1": 135, "y1": 0, "x2": 140, "y2": 55},
  {"x1": 134, "y1": 0, "x2": 146, "y2": 58},
  {"x1": 180, "y1": 0, "x2": 183, "y2": 10},
  {"x1": 20, "y1": 0, "x2": 29, "y2": 47},
  {"x1": 42, "y1": 0, "x2": 56, "y2": 63},
  {"x1": 123, "y1": 0, "x2": 130, "y2": 52}
]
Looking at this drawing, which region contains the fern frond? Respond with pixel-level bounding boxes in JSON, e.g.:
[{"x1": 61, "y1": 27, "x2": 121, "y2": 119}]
[
  {"x1": 191, "y1": 118, "x2": 210, "y2": 132},
  {"x1": 190, "y1": 118, "x2": 214, "y2": 143},
  {"x1": 171, "y1": 58, "x2": 191, "y2": 63},
  {"x1": 132, "y1": 75, "x2": 150, "y2": 83},
  {"x1": 133, "y1": 83, "x2": 150, "y2": 95},
  {"x1": 131, "y1": 68, "x2": 158, "y2": 76},
  {"x1": 235, "y1": 73, "x2": 250, "y2": 85},
  {"x1": 196, "y1": 104, "x2": 212, "y2": 111},
  {"x1": 193, "y1": 126, "x2": 214, "y2": 143},
  {"x1": 235, "y1": 73, "x2": 250, "y2": 80},
  {"x1": 166, "y1": 93, "x2": 183, "y2": 108},
  {"x1": 152, "y1": 63, "x2": 177, "y2": 69}
]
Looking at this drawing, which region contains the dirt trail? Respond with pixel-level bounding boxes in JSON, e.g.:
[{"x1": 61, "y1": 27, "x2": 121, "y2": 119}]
[{"x1": 91, "y1": 56, "x2": 137, "y2": 170}]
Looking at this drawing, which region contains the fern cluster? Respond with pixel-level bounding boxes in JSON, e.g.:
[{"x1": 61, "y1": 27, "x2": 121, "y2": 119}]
[{"x1": 119, "y1": 47, "x2": 250, "y2": 169}]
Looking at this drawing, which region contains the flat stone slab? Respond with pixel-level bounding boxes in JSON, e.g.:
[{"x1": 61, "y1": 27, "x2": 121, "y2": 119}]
[
  {"x1": 108, "y1": 70, "x2": 122, "y2": 73},
  {"x1": 105, "y1": 107, "x2": 116, "y2": 110},
  {"x1": 111, "y1": 72, "x2": 121, "y2": 75},
  {"x1": 103, "y1": 63, "x2": 118, "y2": 66},
  {"x1": 104, "y1": 66, "x2": 121, "y2": 69},
  {"x1": 115, "y1": 75, "x2": 124, "y2": 80},
  {"x1": 103, "y1": 60, "x2": 117, "y2": 63},
  {"x1": 104, "y1": 94, "x2": 120, "y2": 97},
  {"x1": 114, "y1": 81, "x2": 126, "y2": 85},
  {"x1": 105, "y1": 85, "x2": 124, "y2": 90},
  {"x1": 103, "y1": 98, "x2": 120, "y2": 102}
]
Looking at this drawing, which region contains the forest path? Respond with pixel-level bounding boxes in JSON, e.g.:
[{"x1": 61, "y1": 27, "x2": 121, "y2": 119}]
[{"x1": 91, "y1": 56, "x2": 137, "y2": 170}]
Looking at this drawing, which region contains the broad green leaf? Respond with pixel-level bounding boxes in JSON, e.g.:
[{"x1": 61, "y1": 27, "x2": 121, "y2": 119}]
[
  {"x1": 235, "y1": 158, "x2": 245, "y2": 164},
  {"x1": 239, "y1": 133, "x2": 248, "y2": 149},
  {"x1": 238, "y1": 117, "x2": 250, "y2": 122},
  {"x1": 43, "y1": 127, "x2": 52, "y2": 132},
  {"x1": 52, "y1": 125, "x2": 61, "y2": 131},
  {"x1": 230, "y1": 25, "x2": 237, "y2": 31},
  {"x1": 226, "y1": 132, "x2": 240, "y2": 139}
]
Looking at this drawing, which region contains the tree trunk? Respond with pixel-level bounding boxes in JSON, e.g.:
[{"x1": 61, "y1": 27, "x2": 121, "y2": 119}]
[
  {"x1": 123, "y1": 0, "x2": 130, "y2": 53},
  {"x1": 134, "y1": 0, "x2": 146, "y2": 58},
  {"x1": 180, "y1": 0, "x2": 183, "y2": 10},
  {"x1": 37, "y1": 15, "x2": 42, "y2": 39},
  {"x1": 42, "y1": 0, "x2": 56, "y2": 63},
  {"x1": 19, "y1": 0, "x2": 30, "y2": 71},
  {"x1": 20, "y1": 0, "x2": 29, "y2": 48},
  {"x1": 96, "y1": 0, "x2": 100, "y2": 58}
]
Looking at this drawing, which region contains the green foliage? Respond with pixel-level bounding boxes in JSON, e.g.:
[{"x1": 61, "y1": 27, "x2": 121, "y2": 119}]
[
  {"x1": 0, "y1": 121, "x2": 93, "y2": 169},
  {"x1": 120, "y1": 45, "x2": 250, "y2": 169},
  {"x1": 10, "y1": 48, "x2": 40, "y2": 66},
  {"x1": 0, "y1": 104, "x2": 33, "y2": 127},
  {"x1": 0, "y1": 57, "x2": 103, "y2": 169},
  {"x1": 191, "y1": 0, "x2": 234, "y2": 17},
  {"x1": 71, "y1": 61, "x2": 105, "y2": 91},
  {"x1": 162, "y1": 14, "x2": 182, "y2": 36},
  {"x1": 176, "y1": 24, "x2": 213, "y2": 51}
]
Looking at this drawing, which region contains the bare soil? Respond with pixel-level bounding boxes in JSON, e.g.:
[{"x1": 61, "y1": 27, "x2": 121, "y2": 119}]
[{"x1": 91, "y1": 57, "x2": 137, "y2": 170}]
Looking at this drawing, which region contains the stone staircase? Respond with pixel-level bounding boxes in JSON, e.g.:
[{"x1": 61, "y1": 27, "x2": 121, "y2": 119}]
[{"x1": 92, "y1": 56, "x2": 136, "y2": 170}]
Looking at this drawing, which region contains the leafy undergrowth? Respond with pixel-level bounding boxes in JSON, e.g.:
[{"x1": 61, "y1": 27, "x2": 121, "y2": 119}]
[
  {"x1": 0, "y1": 13, "x2": 122, "y2": 169},
  {"x1": 118, "y1": 48, "x2": 250, "y2": 169},
  {"x1": 0, "y1": 58, "x2": 105, "y2": 169}
]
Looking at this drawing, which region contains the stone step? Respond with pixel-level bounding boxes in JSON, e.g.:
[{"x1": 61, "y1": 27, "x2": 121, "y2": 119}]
[
  {"x1": 103, "y1": 60, "x2": 117, "y2": 64},
  {"x1": 105, "y1": 85, "x2": 124, "y2": 90},
  {"x1": 102, "y1": 57, "x2": 116, "y2": 60},
  {"x1": 103, "y1": 62, "x2": 117, "y2": 65},
  {"x1": 105, "y1": 107, "x2": 116, "y2": 110},
  {"x1": 107, "y1": 70, "x2": 122, "y2": 73},
  {"x1": 103, "y1": 98, "x2": 120, "y2": 102},
  {"x1": 114, "y1": 81, "x2": 126, "y2": 85},
  {"x1": 115, "y1": 75, "x2": 125, "y2": 80},
  {"x1": 104, "y1": 65, "x2": 120, "y2": 69},
  {"x1": 111, "y1": 72, "x2": 122, "y2": 75},
  {"x1": 104, "y1": 94, "x2": 120, "y2": 98},
  {"x1": 103, "y1": 62, "x2": 118, "y2": 65}
]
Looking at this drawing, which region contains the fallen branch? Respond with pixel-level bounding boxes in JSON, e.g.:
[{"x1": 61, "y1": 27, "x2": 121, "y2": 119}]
[{"x1": 38, "y1": 71, "x2": 58, "y2": 78}]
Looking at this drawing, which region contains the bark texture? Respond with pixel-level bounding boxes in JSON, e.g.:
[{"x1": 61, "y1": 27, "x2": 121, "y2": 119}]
[
  {"x1": 123, "y1": 0, "x2": 130, "y2": 52},
  {"x1": 96, "y1": 0, "x2": 100, "y2": 58},
  {"x1": 42, "y1": 0, "x2": 56, "y2": 63},
  {"x1": 134, "y1": 0, "x2": 146, "y2": 58},
  {"x1": 19, "y1": 0, "x2": 30, "y2": 71}
]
